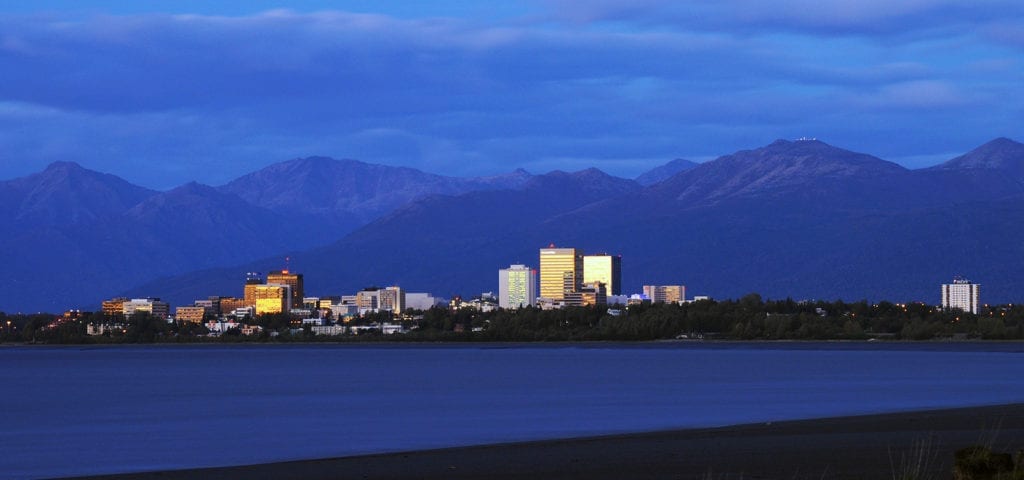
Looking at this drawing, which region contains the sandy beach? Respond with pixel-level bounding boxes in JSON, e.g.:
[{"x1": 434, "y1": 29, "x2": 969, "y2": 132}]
[{"x1": 70, "y1": 403, "x2": 1024, "y2": 480}]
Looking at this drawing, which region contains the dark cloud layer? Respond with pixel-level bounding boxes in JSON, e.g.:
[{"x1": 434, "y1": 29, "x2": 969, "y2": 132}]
[{"x1": 0, "y1": 3, "x2": 1021, "y2": 188}]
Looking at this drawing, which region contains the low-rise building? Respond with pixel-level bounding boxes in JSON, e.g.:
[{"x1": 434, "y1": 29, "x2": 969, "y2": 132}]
[
  {"x1": 627, "y1": 294, "x2": 647, "y2": 306},
  {"x1": 331, "y1": 304, "x2": 359, "y2": 320},
  {"x1": 643, "y1": 285, "x2": 685, "y2": 304},
  {"x1": 123, "y1": 298, "x2": 170, "y2": 319},
  {"x1": 311, "y1": 325, "x2": 346, "y2": 336},
  {"x1": 241, "y1": 325, "x2": 263, "y2": 336},
  {"x1": 405, "y1": 293, "x2": 443, "y2": 310},
  {"x1": 349, "y1": 323, "x2": 406, "y2": 335},
  {"x1": 204, "y1": 320, "x2": 242, "y2": 335},
  {"x1": 537, "y1": 297, "x2": 567, "y2": 310},
  {"x1": 219, "y1": 297, "x2": 249, "y2": 313},
  {"x1": 175, "y1": 306, "x2": 206, "y2": 323},
  {"x1": 228, "y1": 306, "x2": 255, "y2": 318},
  {"x1": 318, "y1": 297, "x2": 340, "y2": 310},
  {"x1": 356, "y1": 288, "x2": 379, "y2": 313},
  {"x1": 87, "y1": 323, "x2": 126, "y2": 336},
  {"x1": 565, "y1": 282, "x2": 607, "y2": 307},
  {"x1": 606, "y1": 294, "x2": 629, "y2": 305},
  {"x1": 463, "y1": 293, "x2": 498, "y2": 312},
  {"x1": 194, "y1": 297, "x2": 222, "y2": 316},
  {"x1": 102, "y1": 297, "x2": 129, "y2": 317}
]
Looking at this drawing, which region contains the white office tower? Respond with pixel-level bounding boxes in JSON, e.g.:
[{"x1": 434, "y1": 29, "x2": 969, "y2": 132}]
[
  {"x1": 941, "y1": 278, "x2": 980, "y2": 314},
  {"x1": 499, "y1": 264, "x2": 537, "y2": 309}
]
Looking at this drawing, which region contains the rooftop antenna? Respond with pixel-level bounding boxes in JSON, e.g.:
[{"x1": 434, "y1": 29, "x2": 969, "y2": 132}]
[{"x1": 284, "y1": 256, "x2": 291, "y2": 274}]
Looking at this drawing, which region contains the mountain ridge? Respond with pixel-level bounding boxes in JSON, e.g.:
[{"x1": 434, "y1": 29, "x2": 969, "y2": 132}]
[
  {"x1": 0, "y1": 161, "x2": 156, "y2": 227},
  {"x1": 649, "y1": 139, "x2": 910, "y2": 205},
  {"x1": 3, "y1": 137, "x2": 1023, "y2": 311},
  {"x1": 931, "y1": 137, "x2": 1024, "y2": 172},
  {"x1": 918, "y1": 137, "x2": 1024, "y2": 201},
  {"x1": 219, "y1": 156, "x2": 538, "y2": 230},
  {"x1": 635, "y1": 158, "x2": 699, "y2": 186},
  {"x1": 128, "y1": 138, "x2": 1024, "y2": 307}
]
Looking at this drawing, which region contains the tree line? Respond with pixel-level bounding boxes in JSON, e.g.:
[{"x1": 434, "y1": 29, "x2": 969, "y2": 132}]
[{"x1": 2, "y1": 294, "x2": 1022, "y2": 344}]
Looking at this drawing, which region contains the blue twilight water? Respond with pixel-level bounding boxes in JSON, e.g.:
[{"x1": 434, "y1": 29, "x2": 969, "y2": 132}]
[{"x1": 4, "y1": 342, "x2": 1024, "y2": 479}]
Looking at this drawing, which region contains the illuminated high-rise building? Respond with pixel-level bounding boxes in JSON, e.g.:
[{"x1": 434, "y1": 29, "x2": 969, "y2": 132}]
[
  {"x1": 583, "y1": 254, "x2": 622, "y2": 296},
  {"x1": 539, "y1": 246, "x2": 582, "y2": 300},
  {"x1": 379, "y1": 286, "x2": 406, "y2": 312},
  {"x1": 499, "y1": 264, "x2": 536, "y2": 309},
  {"x1": 253, "y1": 284, "x2": 290, "y2": 315},
  {"x1": 267, "y1": 270, "x2": 304, "y2": 309},
  {"x1": 243, "y1": 272, "x2": 263, "y2": 307},
  {"x1": 942, "y1": 278, "x2": 980, "y2": 314}
]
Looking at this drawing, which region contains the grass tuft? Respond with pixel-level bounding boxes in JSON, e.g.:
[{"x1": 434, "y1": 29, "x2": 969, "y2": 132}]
[{"x1": 890, "y1": 435, "x2": 939, "y2": 480}]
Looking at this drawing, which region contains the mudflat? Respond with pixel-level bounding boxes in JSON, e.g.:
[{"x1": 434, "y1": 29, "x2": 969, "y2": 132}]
[{"x1": 72, "y1": 403, "x2": 1024, "y2": 479}]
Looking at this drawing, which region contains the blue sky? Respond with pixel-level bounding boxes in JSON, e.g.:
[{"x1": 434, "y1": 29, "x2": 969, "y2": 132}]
[{"x1": 0, "y1": 1, "x2": 1021, "y2": 189}]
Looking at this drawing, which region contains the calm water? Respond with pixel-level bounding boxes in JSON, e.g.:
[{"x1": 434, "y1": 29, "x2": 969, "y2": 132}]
[{"x1": 4, "y1": 342, "x2": 1024, "y2": 479}]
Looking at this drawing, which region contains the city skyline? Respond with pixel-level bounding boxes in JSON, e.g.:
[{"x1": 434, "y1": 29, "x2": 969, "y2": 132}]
[
  {"x1": 5, "y1": 2, "x2": 1024, "y2": 479},
  {"x1": 90, "y1": 260, "x2": 988, "y2": 319}
]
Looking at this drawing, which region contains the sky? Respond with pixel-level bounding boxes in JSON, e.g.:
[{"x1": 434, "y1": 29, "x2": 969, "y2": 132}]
[{"x1": 0, "y1": 1, "x2": 1022, "y2": 189}]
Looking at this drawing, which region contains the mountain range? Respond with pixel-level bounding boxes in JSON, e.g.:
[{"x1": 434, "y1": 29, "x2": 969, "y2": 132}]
[
  {"x1": 0, "y1": 159, "x2": 537, "y2": 312},
  {"x1": 2, "y1": 138, "x2": 1022, "y2": 312},
  {"x1": 220, "y1": 156, "x2": 534, "y2": 231}
]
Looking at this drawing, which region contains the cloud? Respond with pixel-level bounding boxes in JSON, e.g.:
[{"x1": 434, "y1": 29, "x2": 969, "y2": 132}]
[
  {"x1": 540, "y1": 0, "x2": 1024, "y2": 37},
  {"x1": 985, "y1": 21, "x2": 1024, "y2": 50},
  {"x1": 0, "y1": 8, "x2": 1020, "y2": 188},
  {"x1": 846, "y1": 80, "x2": 971, "y2": 111}
]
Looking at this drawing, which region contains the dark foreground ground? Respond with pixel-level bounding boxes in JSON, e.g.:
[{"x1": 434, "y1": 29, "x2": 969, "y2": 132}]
[{"x1": 72, "y1": 403, "x2": 1024, "y2": 479}]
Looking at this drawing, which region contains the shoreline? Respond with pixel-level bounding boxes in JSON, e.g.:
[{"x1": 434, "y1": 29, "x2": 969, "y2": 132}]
[
  {"x1": 10, "y1": 338, "x2": 1024, "y2": 347},
  {"x1": 70, "y1": 403, "x2": 1024, "y2": 480}
]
